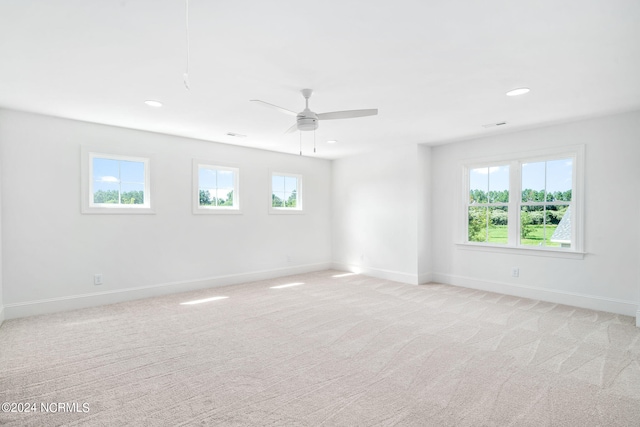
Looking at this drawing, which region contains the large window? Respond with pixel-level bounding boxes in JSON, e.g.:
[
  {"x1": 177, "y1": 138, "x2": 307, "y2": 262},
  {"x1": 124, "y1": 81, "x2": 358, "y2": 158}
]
[
  {"x1": 83, "y1": 151, "x2": 152, "y2": 213},
  {"x1": 463, "y1": 146, "x2": 583, "y2": 254},
  {"x1": 193, "y1": 161, "x2": 240, "y2": 214},
  {"x1": 270, "y1": 172, "x2": 302, "y2": 213}
]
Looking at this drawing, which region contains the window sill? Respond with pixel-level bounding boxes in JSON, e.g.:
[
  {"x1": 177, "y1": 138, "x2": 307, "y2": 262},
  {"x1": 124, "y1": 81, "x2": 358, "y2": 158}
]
[
  {"x1": 82, "y1": 207, "x2": 155, "y2": 215},
  {"x1": 268, "y1": 208, "x2": 304, "y2": 215},
  {"x1": 456, "y1": 243, "x2": 585, "y2": 259},
  {"x1": 193, "y1": 208, "x2": 242, "y2": 215}
]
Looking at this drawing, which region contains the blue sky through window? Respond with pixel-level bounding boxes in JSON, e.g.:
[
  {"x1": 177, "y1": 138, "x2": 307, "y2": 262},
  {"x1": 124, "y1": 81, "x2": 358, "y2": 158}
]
[
  {"x1": 470, "y1": 160, "x2": 572, "y2": 200},
  {"x1": 469, "y1": 166, "x2": 509, "y2": 198},
  {"x1": 523, "y1": 158, "x2": 572, "y2": 194},
  {"x1": 93, "y1": 157, "x2": 145, "y2": 192}
]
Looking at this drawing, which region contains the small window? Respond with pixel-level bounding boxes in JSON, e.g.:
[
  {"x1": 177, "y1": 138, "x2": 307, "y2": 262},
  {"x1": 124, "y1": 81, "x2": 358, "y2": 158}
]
[
  {"x1": 83, "y1": 151, "x2": 152, "y2": 213},
  {"x1": 270, "y1": 172, "x2": 302, "y2": 213},
  {"x1": 193, "y1": 161, "x2": 240, "y2": 214}
]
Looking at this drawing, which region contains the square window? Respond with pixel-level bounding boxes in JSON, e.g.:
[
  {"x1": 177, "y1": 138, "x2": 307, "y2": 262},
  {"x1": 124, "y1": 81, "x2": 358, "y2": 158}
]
[
  {"x1": 270, "y1": 172, "x2": 302, "y2": 213},
  {"x1": 193, "y1": 161, "x2": 240, "y2": 214}
]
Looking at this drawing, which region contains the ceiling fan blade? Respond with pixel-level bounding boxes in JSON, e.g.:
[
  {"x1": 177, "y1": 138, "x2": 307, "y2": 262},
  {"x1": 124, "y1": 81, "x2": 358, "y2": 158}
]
[
  {"x1": 250, "y1": 99, "x2": 298, "y2": 116},
  {"x1": 317, "y1": 109, "x2": 378, "y2": 120},
  {"x1": 284, "y1": 123, "x2": 298, "y2": 134}
]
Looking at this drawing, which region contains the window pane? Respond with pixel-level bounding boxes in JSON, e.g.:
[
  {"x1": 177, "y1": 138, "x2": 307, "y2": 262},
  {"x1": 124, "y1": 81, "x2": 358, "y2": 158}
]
[
  {"x1": 93, "y1": 157, "x2": 119, "y2": 183},
  {"x1": 272, "y1": 175, "x2": 285, "y2": 192},
  {"x1": 284, "y1": 191, "x2": 297, "y2": 208},
  {"x1": 468, "y1": 206, "x2": 487, "y2": 242},
  {"x1": 217, "y1": 188, "x2": 234, "y2": 206},
  {"x1": 546, "y1": 205, "x2": 571, "y2": 248},
  {"x1": 469, "y1": 168, "x2": 488, "y2": 203},
  {"x1": 272, "y1": 192, "x2": 285, "y2": 207},
  {"x1": 284, "y1": 176, "x2": 297, "y2": 192},
  {"x1": 546, "y1": 159, "x2": 572, "y2": 202},
  {"x1": 217, "y1": 170, "x2": 234, "y2": 188},
  {"x1": 520, "y1": 206, "x2": 545, "y2": 246},
  {"x1": 488, "y1": 165, "x2": 509, "y2": 203},
  {"x1": 488, "y1": 207, "x2": 508, "y2": 244},
  {"x1": 199, "y1": 189, "x2": 213, "y2": 206},
  {"x1": 93, "y1": 183, "x2": 119, "y2": 204},
  {"x1": 521, "y1": 161, "x2": 546, "y2": 202},
  {"x1": 199, "y1": 167, "x2": 217, "y2": 189},
  {"x1": 120, "y1": 160, "x2": 145, "y2": 184},
  {"x1": 120, "y1": 183, "x2": 144, "y2": 204}
]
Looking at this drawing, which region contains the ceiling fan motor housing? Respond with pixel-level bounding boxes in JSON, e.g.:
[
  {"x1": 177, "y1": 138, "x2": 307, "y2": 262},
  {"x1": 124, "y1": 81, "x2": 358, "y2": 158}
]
[{"x1": 297, "y1": 110, "x2": 319, "y2": 131}]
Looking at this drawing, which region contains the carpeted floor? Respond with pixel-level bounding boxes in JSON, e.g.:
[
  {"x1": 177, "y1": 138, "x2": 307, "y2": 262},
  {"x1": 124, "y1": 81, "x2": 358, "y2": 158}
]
[{"x1": 1, "y1": 270, "x2": 639, "y2": 426}]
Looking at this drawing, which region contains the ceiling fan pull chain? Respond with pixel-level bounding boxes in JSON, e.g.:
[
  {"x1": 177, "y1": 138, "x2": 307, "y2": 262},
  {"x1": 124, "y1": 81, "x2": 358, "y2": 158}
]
[
  {"x1": 183, "y1": 0, "x2": 191, "y2": 90},
  {"x1": 314, "y1": 129, "x2": 316, "y2": 153},
  {"x1": 299, "y1": 131, "x2": 302, "y2": 156}
]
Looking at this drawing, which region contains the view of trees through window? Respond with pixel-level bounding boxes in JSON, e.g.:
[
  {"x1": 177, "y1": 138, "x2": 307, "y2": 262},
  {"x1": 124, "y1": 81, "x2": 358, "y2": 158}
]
[
  {"x1": 92, "y1": 157, "x2": 145, "y2": 205},
  {"x1": 468, "y1": 158, "x2": 573, "y2": 248},
  {"x1": 520, "y1": 159, "x2": 572, "y2": 247},
  {"x1": 198, "y1": 166, "x2": 237, "y2": 208},
  {"x1": 468, "y1": 165, "x2": 509, "y2": 244},
  {"x1": 272, "y1": 174, "x2": 298, "y2": 208}
]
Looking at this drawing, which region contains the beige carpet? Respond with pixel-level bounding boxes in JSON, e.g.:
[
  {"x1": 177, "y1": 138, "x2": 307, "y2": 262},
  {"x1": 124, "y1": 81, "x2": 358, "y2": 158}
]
[{"x1": 1, "y1": 270, "x2": 639, "y2": 426}]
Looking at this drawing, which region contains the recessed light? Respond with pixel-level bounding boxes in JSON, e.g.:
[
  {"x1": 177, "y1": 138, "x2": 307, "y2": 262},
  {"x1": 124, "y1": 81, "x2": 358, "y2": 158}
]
[
  {"x1": 226, "y1": 132, "x2": 247, "y2": 138},
  {"x1": 506, "y1": 87, "x2": 530, "y2": 97},
  {"x1": 144, "y1": 100, "x2": 163, "y2": 107},
  {"x1": 326, "y1": 140, "x2": 337, "y2": 144}
]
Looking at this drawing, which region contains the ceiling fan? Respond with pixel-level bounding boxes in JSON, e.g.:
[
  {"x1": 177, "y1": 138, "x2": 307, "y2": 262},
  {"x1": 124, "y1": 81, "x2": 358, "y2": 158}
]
[{"x1": 250, "y1": 89, "x2": 378, "y2": 134}]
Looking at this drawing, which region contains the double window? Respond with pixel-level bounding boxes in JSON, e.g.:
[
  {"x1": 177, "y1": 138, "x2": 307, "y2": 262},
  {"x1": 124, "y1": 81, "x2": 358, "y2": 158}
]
[{"x1": 463, "y1": 146, "x2": 583, "y2": 253}]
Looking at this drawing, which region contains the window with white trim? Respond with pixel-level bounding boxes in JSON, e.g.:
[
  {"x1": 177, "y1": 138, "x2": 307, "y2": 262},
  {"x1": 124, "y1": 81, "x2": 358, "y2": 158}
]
[
  {"x1": 463, "y1": 146, "x2": 583, "y2": 253},
  {"x1": 193, "y1": 161, "x2": 240, "y2": 214},
  {"x1": 84, "y1": 152, "x2": 152, "y2": 213},
  {"x1": 270, "y1": 172, "x2": 302, "y2": 212}
]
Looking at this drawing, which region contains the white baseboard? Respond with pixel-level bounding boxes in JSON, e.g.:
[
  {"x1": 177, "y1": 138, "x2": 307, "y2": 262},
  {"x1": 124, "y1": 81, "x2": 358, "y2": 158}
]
[
  {"x1": 637, "y1": 309, "x2": 640, "y2": 328},
  {"x1": 0, "y1": 305, "x2": 5, "y2": 327},
  {"x1": 418, "y1": 272, "x2": 433, "y2": 285},
  {"x1": 4, "y1": 262, "x2": 332, "y2": 320},
  {"x1": 432, "y1": 272, "x2": 638, "y2": 318},
  {"x1": 332, "y1": 262, "x2": 420, "y2": 285}
]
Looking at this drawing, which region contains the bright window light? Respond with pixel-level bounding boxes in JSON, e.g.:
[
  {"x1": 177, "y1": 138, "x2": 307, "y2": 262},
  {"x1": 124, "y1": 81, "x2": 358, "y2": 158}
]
[
  {"x1": 180, "y1": 296, "x2": 228, "y2": 305},
  {"x1": 332, "y1": 273, "x2": 357, "y2": 278},
  {"x1": 270, "y1": 282, "x2": 304, "y2": 289}
]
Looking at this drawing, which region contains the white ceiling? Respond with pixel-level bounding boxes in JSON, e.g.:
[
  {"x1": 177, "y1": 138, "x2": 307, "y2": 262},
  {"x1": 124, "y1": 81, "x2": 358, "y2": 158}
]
[{"x1": 1, "y1": 0, "x2": 639, "y2": 159}]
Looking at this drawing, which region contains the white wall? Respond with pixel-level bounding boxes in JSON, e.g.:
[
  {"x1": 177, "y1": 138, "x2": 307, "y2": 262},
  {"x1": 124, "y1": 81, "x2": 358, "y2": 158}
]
[
  {"x1": 431, "y1": 111, "x2": 640, "y2": 316},
  {"x1": 0, "y1": 121, "x2": 3, "y2": 326},
  {"x1": 332, "y1": 144, "x2": 424, "y2": 284},
  {"x1": 0, "y1": 110, "x2": 332, "y2": 318}
]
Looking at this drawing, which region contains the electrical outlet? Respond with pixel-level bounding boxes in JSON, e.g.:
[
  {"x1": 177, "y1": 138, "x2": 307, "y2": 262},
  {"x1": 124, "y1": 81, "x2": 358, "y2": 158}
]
[
  {"x1": 511, "y1": 268, "x2": 519, "y2": 278},
  {"x1": 94, "y1": 274, "x2": 103, "y2": 285},
  {"x1": 286, "y1": 255, "x2": 293, "y2": 263}
]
